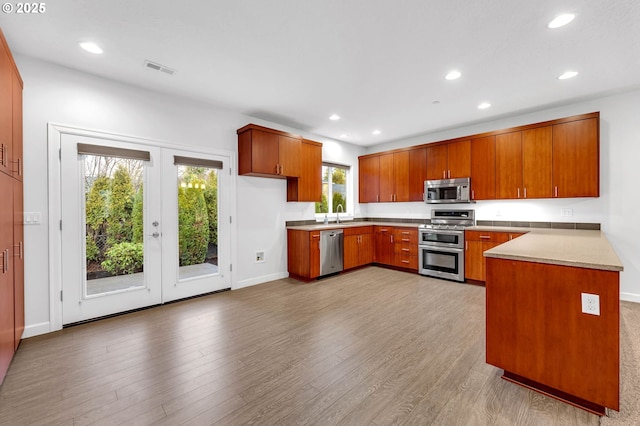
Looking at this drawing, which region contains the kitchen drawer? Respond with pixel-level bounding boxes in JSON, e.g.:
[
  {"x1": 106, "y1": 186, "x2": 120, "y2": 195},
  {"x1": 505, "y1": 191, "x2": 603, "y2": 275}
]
[
  {"x1": 344, "y1": 226, "x2": 373, "y2": 236},
  {"x1": 393, "y1": 227, "x2": 418, "y2": 244},
  {"x1": 466, "y1": 230, "x2": 511, "y2": 243},
  {"x1": 394, "y1": 242, "x2": 417, "y2": 256},
  {"x1": 394, "y1": 252, "x2": 418, "y2": 270}
]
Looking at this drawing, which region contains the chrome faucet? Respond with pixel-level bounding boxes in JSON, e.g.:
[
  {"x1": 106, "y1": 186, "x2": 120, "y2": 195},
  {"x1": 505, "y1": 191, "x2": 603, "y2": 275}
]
[{"x1": 336, "y1": 204, "x2": 344, "y2": 224}]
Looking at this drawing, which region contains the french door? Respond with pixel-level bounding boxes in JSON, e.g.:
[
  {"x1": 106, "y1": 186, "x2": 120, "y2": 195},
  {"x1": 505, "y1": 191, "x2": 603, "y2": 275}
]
[{"x1": 60, "y1": 135, "x2": 230, "y2": 325}]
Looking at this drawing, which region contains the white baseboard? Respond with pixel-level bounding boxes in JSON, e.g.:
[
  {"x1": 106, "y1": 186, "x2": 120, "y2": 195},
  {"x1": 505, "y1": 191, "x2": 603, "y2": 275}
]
[
  {"x1": 621, "y1": 292, "x2": 640, "y2": 303},
  {"x1": 22, "y1": 322, "x2": 53, "y2": 339},
  {"x1": 233, "y1": 272, "x2": 289, "y2": 290}
]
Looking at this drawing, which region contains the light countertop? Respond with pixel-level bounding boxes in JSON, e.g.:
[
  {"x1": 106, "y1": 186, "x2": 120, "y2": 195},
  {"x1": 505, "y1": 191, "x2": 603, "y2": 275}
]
[
  {"x1": 286, "y1": 221, "x2": 422, "y2": 231},
  {"x1": 483, "y1": 228, "x2": 624, "y2": 272}
]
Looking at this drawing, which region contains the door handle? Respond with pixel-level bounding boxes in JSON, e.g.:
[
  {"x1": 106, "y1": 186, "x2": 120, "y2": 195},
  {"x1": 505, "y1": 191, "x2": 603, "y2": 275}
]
[{"x1": 150, "y1": 232, "x2": 160, "y2": 238}]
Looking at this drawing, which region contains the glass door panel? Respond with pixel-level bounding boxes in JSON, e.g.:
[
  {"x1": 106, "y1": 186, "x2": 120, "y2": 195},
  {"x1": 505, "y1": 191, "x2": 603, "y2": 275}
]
[{"x1": 61, "y1": 135, "x2": 162, "y2": 324}]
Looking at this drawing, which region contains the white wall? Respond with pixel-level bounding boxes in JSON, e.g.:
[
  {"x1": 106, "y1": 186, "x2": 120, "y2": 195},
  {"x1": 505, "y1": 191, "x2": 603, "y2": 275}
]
[
  {"x1": 16, "y1": 55, "x2": 364, "y2": 337},
  {"x1": 364, "y1": 89, "x2": 640, "y2": 302}
]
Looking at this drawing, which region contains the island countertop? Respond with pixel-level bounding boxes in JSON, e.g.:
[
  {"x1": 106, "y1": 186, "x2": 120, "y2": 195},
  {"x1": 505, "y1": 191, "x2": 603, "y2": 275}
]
[{"x1": 483, "y1": 228, "x2": 624, "y2": 272}]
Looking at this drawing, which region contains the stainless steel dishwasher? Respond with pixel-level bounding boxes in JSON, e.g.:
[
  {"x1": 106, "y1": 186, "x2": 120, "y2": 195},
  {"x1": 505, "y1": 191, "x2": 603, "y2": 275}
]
[{"x1": 319, "y1": 229, "x2": 344, "y2": 277}]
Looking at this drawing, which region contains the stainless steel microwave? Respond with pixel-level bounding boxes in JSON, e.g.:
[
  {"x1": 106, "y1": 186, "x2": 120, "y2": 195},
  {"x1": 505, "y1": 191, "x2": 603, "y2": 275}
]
[{"x1": 424, "y1": 178, "x2": 473, "y2": 204}]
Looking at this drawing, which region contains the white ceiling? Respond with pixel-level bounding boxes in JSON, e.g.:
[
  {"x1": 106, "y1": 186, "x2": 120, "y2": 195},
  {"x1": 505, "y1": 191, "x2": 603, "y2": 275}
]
[{"x1": 2, "y1": 0, "x2": 640, "y2": 146}]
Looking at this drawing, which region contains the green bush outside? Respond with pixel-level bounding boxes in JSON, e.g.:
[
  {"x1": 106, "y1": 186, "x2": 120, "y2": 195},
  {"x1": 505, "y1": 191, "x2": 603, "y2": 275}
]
[
  {"x1": 132, "y1": 187, "x2": 143, "y2": 243},
  {"x1": 178, "y1": 185, "x2": 209, "y2": 266},
  {"x1": 106, "y1": 166, "x2": 134, "y2": 247},
  {"x1": 101, "y1": 242, "x2": 144, "y2": 275}
]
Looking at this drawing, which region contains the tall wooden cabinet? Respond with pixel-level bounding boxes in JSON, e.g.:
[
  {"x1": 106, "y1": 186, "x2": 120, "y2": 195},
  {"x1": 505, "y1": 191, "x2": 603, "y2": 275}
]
[{"x1": 0, "y1": 29, "x2": 23, "y2": 385}]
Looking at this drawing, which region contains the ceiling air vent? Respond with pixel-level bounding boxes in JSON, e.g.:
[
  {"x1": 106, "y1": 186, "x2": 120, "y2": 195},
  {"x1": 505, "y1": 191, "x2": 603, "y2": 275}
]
[{"x1": 144, "y1": 60, "x2": 177, "y2": 76}]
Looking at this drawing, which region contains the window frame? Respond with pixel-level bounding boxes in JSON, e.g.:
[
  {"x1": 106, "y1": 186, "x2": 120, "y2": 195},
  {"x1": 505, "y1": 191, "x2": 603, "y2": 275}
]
[{"x1": 315, "y1": 162, "x2": 352, "y2": 220}]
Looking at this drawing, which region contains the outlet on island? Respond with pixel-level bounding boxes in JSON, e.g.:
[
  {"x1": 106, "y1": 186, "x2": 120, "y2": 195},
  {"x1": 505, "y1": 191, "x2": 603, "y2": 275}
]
[
  {"x1": 255, "y1": 251, "x2": 265, "y2": 263},
  {"x1": 581, "y1": 293, "x2": 600, "y2": 316}
]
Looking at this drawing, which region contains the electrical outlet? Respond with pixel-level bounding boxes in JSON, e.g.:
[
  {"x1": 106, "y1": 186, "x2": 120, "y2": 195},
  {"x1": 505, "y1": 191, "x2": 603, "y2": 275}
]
[
  {"x1": 581, "y1": 293, "x2": 600, "y2": 316},
  {"x1": 561, "y1": 208, "x2": 573, "y2": 217},
  {"x1": 255, "y1": 251, "x2": 265, "y2": 263},
  {"x1": 495, "y1": 210, "x2": 502, "y2": 217}
]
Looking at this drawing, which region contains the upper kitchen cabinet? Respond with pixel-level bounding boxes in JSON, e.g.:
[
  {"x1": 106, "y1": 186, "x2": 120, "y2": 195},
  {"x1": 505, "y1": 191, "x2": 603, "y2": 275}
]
[
  {"x1": 522, "y1": 126, "x2": 552, "y2": 198},
  {"x1": 359, "y1": 155, "x2": 380, "y2": 203},
  {"x1": 287, "y1": 139, "x2": 322, "y2": 202},
  {"x1": 237, "y1": 124, "x2": 301, "y2": 178},
  {"x1": 495, "y1": 131, "x2": 523, "y2": 199},
  {"x1": 11, "y1": 66, "x2": 22, "y2": 181},
  {"x1": 408, "y1": 147, "x2": 427, "y2": 201},
  {"x1": 470, "y1": 136, "x2": 495, "y2": 200},
  {"x1": 380, "y1": 151, "x2": 410, "y2": 202},
  {"x1": 496, "y1": 128, "x2": 553, "y2": 199},
  {"x1": 0, "y1": 39, "x2": 12, "y2": 177},
  {"x1": 426, "y1": 140, "x2": 471, "y2": 180},
  {"x1": 552, "y1": 117, "x2": 599, "y2": 198},
  {"x1": 360, "y1": 151, "x2": 410, "y2": 203}
]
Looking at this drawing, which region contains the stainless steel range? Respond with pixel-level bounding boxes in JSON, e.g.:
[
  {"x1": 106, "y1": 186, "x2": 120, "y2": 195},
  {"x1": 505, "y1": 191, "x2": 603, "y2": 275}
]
[{"x1": 418, "y1": 209, "x2": 475, "y2": 282}]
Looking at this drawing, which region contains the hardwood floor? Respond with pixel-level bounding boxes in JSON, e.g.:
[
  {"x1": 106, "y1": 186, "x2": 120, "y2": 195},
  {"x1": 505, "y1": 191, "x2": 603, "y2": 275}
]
[{"x1": 0, "y1": 267, "x2": 600, "y2": 425}]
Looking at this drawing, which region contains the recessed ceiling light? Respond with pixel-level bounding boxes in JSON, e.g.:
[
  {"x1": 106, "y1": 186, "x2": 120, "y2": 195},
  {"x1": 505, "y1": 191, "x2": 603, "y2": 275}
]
[
  {"x1": 79, "y1": 42, "x2": 103, "y2": 54},
  {"x1": 340, "y1": 133, "x2": 349, "y2": 138},
  {"x1": 329, "y1": 114, "x2": 341, "y2": 121},
  {"x1": 547, "y1": 13, "x2": 575, "y2": 29},
  {"x1": 478, "y1": 102, "x2": 491, "y2": 110},
  {"x1": 445, "y1": 70, "x2": 462, "y2": 80},
  {"x1": 558, "y1": 71, "x2": 578, "y2": 80},
  {"x1": 372, "y1": 130, "x2": 381, "y2": 136}
]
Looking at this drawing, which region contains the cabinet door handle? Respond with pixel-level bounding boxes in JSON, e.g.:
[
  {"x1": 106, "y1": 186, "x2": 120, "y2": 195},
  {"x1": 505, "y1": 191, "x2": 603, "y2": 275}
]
[
  {"x1": 442, "y1": 170, "x2": 446, "y2": 179},
  {"x1": 472, "y1": 190, "x2": 475, "y2": 200},
  {"x1": 448, "y1": 170, "x2": 451, "y2": 179},
  {"x1": 14, "y1": 241, "x2": 23, "y2": 259},
  {"x1": 555, "y1": 186, "x2": 558, "y2": 197},
  {"x1": 465, "y1": 241, "x2": 468, "y2": 250},
  {"x1": 479, "y1": 235, "x2": 491, "y2": 239},
  {"x1": 517, "y1": 188, "x2": 520, "y2": 199},
  {"x1": 2, "y1": 249, "x2": 9, "y2": 273},
  {"x1": 376, "y1": 194, "x2": 379, "y2": 202},
  {"x1": 524, "y1": 187, "x2": 527, "y2": 198},
  {"x1": 0, "y1": 144, "x2": 5, "y2": 167},
  {"x1": 391, "y1": 235, "x2": 394, "y2": 243}
]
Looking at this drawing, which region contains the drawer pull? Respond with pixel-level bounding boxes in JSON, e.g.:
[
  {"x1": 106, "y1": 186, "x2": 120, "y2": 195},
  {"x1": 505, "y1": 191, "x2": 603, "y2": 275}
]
[
  {"x1": 402, "y1": 238, "x2": 410, "y2": 242},
  {"x1": 479, "y1": 236, "x2": 491, "y2": 239},
  {"x1": 402, "y1": 248, "x2": 410, "y2": 252},
  {"x1": 401, "y1": 260, "x2": 410, "y2": 264}
]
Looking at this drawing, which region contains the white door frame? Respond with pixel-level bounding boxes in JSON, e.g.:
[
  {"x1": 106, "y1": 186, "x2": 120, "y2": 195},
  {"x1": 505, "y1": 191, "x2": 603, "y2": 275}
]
[{"x1": 47, "y1": 123, "x2": 237, "y2": 332}]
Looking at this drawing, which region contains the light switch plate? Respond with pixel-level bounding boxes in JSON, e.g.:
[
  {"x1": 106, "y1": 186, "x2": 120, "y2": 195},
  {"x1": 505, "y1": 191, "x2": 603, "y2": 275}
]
[{"x1": 581, "y1": 293, "x2": 600, "y2": 316}]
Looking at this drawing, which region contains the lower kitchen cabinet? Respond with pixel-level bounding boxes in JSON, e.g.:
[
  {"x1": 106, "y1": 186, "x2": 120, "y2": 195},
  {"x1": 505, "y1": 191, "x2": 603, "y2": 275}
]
[
  {"x1": 344, "y1": 226, "x2": 373, "y2": 270},
  {"x1": 393, "y1": 227, "x2": 418, "y2": 270},
  {"x1": 287, "y1": 229, "x2": 321, "y2": 281},
  {"x1": 486, "y1": 257, "x2": 619, "y2": 413},
  {"x1": 465, "y1": 230, "x2": 524, "y2": 282},
  {"x1": 374, "y1": 226, "x2": 418, "y2": 270},
  {"x1": 373, "y1": 226, "x2": 394, "y2": 265}
]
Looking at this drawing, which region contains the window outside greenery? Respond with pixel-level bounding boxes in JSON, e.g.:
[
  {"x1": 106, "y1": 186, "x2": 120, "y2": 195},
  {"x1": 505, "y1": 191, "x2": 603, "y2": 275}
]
[{"x1": 315, "y1": 164, "x2": 348, "y2": 214}]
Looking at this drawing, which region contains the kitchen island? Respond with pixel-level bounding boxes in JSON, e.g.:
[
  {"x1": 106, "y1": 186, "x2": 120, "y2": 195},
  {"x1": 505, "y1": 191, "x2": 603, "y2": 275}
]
[{"x1": 484, "y1": 229, "x2": 623, "y2": 415}]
